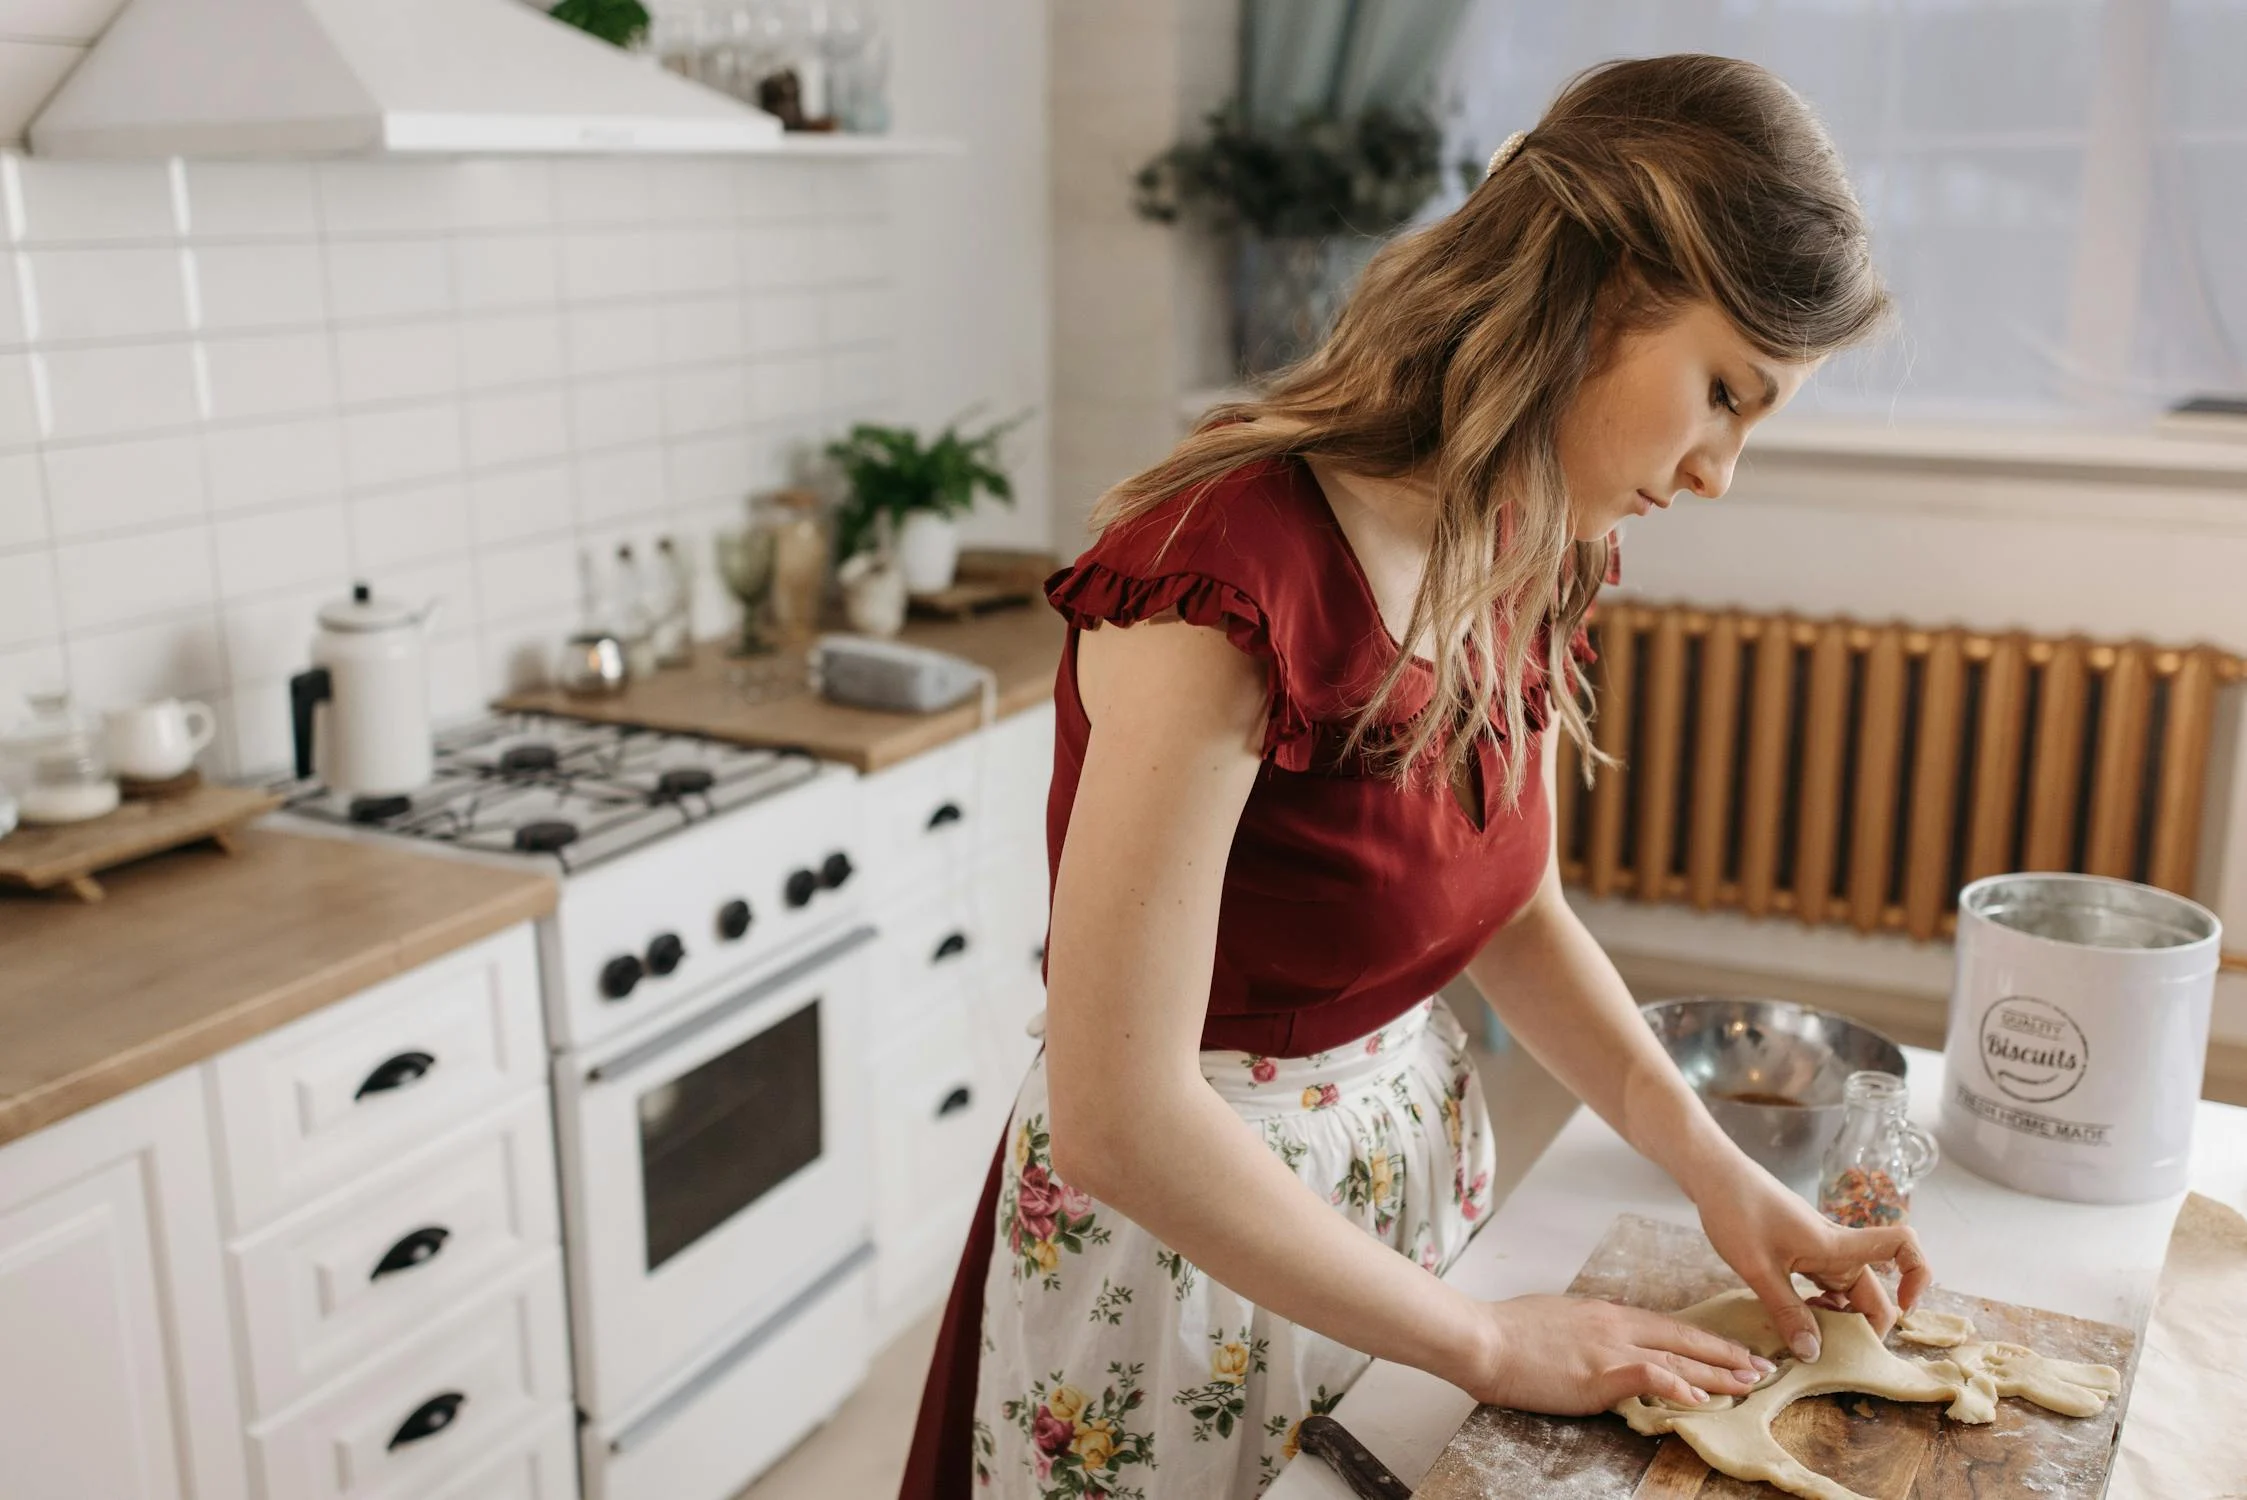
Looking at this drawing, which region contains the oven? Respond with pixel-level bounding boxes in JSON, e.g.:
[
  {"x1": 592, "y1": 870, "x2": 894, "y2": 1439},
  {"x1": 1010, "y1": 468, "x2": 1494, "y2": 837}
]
[{"x1": 556, "y1": 921, "x2": 878, "y2": 1499}]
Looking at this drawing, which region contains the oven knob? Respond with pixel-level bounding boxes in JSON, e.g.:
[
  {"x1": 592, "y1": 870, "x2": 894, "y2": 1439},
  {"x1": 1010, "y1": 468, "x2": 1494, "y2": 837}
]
[
  {"x1": 784, "y1": 869, "x2": 819, "y2": 908},
  {"x1": 599, "y1": 954, "x2": 644, "y2": 1001},
  {"x1": 819, "y1": 851, "x2": 854, "y2": 890},
  {"x1": 646, "y1": 933, "x2": 685, "y2": 976},
  {"x1": 717, "y1": 899, "x2": 752, "y2": 941}
]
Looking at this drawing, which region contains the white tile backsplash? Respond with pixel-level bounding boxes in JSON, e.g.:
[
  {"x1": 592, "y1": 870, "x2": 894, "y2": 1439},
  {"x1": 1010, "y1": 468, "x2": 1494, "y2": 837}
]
[
  {"x1": 334, "y1": 320, "x2": 459, "y2": 407},
  {"x1": 452, "y1": 234, "x2": 560, "y2": 313},
  {"x1": 180, "y1": 162, "x2": 320, "y2": 240},
  {"x1": 324, "y1": 239, "x2": 452, "y2": 323},
  {"x1": 204, "y1": 417, "x2": 344, "y2": 513},
  {"x1": 54, "y1": 524, "x2": 214, "y2": 632},
  {"x1": 0, "y1": 149, "x2": 905, "y2": 775},
  {"x1": 343, "y1": 402, "x2": 462, "y2": 489},
  {"x1": 199, "y1": 331, "x2": 334, "y2": 423},
  {"x1": 457, "y1": 312, "x2": 564, "y2": 392},
  {"x1": 0, "y1": 448, "x2": 45, "y2": 546},
  {"x1": 0, "y1": 548, "x2": 58, "y2": 645},
  {"x1": 317, "y1": 161, "x2": 458, "y2": 237},
  {"x1": 465, "y1": 387, "x2": 568, "y2": 468},
  {"x1": 212, "y1": 501, "x2": 348, "y2": 598},
  {"x1": 192, "y1": 243, "x2": 328, "y2": 331},
  {"x1": 64, "y1": 612, "x2": 224, "y2": 705},
  {"x1": 563, "y1": 303, "x2": 660, "y2": 376},
  {"x1": 12, "y1": 159, "x2": 178, "y2": 244},
  {"x1": 39, "y1": 342, "x2": 199, "y2": 438},
  {"x1": 24, "y1": 246, "x2": 190, "y2": 340},
  {"x1": 349, "y1": 479, "x2": 469, "y2": 572},
  {"x1": 41, "y1": 433, "x2": 203, "y2": 538},
  {"x1": 0, "y1": 352, "x2": 42, "y2": 444},
  {"x1": 568, "y1": 374, "x2": 663, "y2": 453},
  {"x1": 468, "y1": 461, "x2": 574, "y2": 545}
]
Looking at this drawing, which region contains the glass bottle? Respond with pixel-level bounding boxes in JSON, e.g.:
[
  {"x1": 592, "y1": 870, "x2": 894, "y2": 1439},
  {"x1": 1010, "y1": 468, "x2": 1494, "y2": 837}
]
[
  {"x1": 767, "y1": 489, "x2": 828, "y2": 648},
  {"x1": 610, "y1": 545, "x2": 660, "y2": 681},
  {"x1": 652, "y1": 535, "x2": 696, "y2": 668},
  {"x1": 1816, "y1": 1071, "x2": 1939, "y2": 1228}
]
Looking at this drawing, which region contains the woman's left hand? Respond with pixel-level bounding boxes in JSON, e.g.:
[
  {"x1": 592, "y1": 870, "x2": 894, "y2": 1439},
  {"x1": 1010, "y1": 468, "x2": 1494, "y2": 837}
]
[{"x1": 1697, "y1": 1167, "x2": 1931, "y2": 1365}]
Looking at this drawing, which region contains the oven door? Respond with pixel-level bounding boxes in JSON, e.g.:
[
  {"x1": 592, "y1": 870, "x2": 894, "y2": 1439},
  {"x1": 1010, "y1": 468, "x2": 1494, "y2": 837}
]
[{"x1": 562, "y1": 923, "x2": 875, "y2": 1419}]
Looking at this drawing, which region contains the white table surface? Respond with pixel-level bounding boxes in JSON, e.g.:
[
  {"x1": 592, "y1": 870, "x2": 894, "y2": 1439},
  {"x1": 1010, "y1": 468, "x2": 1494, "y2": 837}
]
[{"x1": 1268, "y1": 1047, "x2": 2247, "y2": 1498}]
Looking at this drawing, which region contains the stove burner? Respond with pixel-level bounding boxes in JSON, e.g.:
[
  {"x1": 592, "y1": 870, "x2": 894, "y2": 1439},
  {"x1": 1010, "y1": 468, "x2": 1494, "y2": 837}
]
[
  {"x1": 514, "y1": 820, "x2": 580, "y2": 853},
  {"x1": 349, "y1": 795, "x2": 412, "y2": 823},
  {"x1": 654, "y1": 767, "x2": 716, "y2": 800},
  {"x1": 497, "y1": 744, "x2": 559, "y2": 776}
]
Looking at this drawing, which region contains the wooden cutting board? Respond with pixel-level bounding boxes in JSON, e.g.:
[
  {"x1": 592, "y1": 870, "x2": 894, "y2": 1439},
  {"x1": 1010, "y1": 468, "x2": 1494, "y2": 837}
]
[{"x1": 1416, "y1": 1214, "x2": 2136, "y2": 1500}]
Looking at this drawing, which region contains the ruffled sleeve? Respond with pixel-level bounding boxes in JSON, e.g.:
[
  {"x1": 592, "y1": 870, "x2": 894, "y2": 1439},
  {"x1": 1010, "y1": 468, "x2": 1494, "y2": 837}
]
[
  {"x1": 1044, "y1": 558, "x2": 1319, "y2": 770},
  {"x1": 1043, "y1": 468, "x2": 1341, "y2": 771}
]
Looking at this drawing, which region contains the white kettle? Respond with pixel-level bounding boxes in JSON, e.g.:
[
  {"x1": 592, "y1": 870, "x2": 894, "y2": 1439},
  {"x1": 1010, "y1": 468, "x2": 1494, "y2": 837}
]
[{"x1": 290, "y1": 583, "x2": 436, "y2": 795}]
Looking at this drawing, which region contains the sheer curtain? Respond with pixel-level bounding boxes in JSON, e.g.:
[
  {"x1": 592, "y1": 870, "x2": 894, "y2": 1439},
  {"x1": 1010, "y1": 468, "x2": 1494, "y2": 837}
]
[{"x1": 1429, "y1": 0, "x2": 2247, "y2": 421}]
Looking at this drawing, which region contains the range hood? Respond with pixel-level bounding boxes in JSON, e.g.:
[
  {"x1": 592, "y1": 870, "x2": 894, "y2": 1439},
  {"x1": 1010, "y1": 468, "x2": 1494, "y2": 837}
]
[{"x1": 29, "y1": 0, "x2": 785, "y2": 157}]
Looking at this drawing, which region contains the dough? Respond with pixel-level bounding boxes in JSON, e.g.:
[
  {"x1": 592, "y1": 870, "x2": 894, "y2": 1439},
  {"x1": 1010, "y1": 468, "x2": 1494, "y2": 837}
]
[
  {"x1": 1893, "y1": 1307, "x2": 1974, "y2": 1348},
  {"x1": 1612, "y1": 1291, "x2": 2120, "y2": 1500}
]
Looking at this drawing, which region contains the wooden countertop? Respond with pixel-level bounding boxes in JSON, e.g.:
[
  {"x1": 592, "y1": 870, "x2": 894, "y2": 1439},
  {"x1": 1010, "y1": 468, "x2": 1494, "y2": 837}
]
[
  {"x1": 496, "y1": 606, "x2": 1067, "y2": 773},
  {"x1": 0, "y1": 829, "x2": 556, "y2": 1149}
]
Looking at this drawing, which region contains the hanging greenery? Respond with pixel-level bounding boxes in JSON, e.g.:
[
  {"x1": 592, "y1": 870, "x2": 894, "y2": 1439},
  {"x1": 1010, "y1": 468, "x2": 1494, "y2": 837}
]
[
  {"x1": 1133, "y1": 103, "x2": 1445, "y2": 240},
  {"x1": 548, "y1": 0, "x2": 651, "y2": 50}
]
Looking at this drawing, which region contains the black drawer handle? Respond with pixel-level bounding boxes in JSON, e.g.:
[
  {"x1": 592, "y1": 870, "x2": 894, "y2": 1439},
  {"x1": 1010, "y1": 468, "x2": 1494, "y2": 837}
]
[
  {"x1": 371, "y1": 1226, "x2": 451, "y2": 1281},
  {"x1": 926, "y1": 801, "x2": 963, "y2": 830},
  {"x1": 387, "y1": 1391, "x2": 466, "y2": 1450},
  {"x1": 355, "y1": 1051, "x2": 435, "y2": 1101},
  {"x1": 937, "y1": 1086, "x2": 973, "y2": 1118},
  {"x1": 932, "y1": 931, "x2": 969, "y2": 963}
]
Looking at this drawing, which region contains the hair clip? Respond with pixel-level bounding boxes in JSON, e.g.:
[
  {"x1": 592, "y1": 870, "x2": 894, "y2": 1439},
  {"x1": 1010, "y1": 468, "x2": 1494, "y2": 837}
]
[{"x1": 1486, "y1": 130, "x2": 1528, "y2": 177}]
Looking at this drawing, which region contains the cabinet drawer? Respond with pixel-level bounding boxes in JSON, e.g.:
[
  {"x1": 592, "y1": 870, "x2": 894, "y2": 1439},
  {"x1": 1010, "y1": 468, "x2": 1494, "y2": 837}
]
[
  {"x1": 231, "y1": 1092, "x2": 561, "y2": 1419},
  {"x1": 979, "y1": 702, "x2": 1055, "y2": 851},
  {"x1": 872, "y1": 1003, "x2": 1009, "y2": 1236},
  {"x1": 249, "y1": 1254, "x2": 570, "y2": 1500},
  {"x1": 863, "y1": 734, "x2": 983, "y2": 898},
  {"x1": 211, "y1": 927, "x2": 545, "y2": 1234},
  {"x1": 868, "y1": 884, "x2": 986, "y2": 1049},
  {"x1": 428, "y1": 1406, "x2": 578, "y2": 1500}
]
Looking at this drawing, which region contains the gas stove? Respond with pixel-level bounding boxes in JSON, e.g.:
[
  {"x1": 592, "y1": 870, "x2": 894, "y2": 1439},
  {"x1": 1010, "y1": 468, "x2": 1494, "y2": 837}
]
[{"x1": 280, "y1": 712, "x2": 824, "y2": 875}]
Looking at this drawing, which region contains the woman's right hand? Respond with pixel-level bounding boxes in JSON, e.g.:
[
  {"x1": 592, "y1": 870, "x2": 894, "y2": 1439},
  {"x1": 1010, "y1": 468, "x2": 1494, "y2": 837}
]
[{"x1": 1457, "y1": 1294, "x2": 1776, "y2": 1415}]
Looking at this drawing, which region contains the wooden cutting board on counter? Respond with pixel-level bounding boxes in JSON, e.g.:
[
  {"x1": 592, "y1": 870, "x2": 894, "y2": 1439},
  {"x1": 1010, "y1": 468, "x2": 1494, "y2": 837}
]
[{"x1": 1416, "y1": 1214, "x2": 2136, "y2": 1500}]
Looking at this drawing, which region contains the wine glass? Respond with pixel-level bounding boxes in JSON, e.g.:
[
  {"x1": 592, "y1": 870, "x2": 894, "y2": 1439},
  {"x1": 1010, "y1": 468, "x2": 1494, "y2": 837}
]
[{"x1": 714, "y1": 523, "x2": 779, "y2": 655}]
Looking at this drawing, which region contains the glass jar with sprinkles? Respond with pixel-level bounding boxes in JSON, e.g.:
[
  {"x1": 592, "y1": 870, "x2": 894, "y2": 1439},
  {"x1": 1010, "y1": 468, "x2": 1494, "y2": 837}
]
[{"x1": 1817, "y1": 1071, "x2": 1939, "y2": 1227}]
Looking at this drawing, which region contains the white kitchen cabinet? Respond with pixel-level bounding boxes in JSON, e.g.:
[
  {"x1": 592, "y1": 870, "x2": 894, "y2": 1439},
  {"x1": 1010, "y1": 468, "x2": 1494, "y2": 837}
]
[
  {"x1": 866, "y1": 703, "x2": 1054, "y2": 1339},
  {"x1": 0, "y1": 1069, "x2": 248, "y2": 1500}
]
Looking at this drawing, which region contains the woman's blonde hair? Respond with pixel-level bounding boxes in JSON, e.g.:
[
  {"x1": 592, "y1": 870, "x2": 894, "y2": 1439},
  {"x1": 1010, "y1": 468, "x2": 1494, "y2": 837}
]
[{"x1": 1091, "y1": 54, "x2": 1892, "y2": 809}]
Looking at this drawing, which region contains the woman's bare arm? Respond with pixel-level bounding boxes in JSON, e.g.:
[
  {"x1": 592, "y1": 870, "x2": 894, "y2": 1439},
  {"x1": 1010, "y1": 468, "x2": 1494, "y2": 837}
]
[{"x1": 1043, "y1": 619, "x2": 1768, "y2": 1411}]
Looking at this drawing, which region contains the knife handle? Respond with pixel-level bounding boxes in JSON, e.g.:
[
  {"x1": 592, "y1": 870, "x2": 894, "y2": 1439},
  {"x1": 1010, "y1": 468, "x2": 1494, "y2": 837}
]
[{"x1": 1296, "y1": 1414, "x2": 1414, "y2": 1499}]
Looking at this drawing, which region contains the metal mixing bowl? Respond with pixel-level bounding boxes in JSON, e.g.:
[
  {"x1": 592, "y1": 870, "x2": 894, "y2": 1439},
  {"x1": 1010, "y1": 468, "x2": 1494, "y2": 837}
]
[{"x1": 1642, "y1": 997, "x2": 1910, "y2": 1187}]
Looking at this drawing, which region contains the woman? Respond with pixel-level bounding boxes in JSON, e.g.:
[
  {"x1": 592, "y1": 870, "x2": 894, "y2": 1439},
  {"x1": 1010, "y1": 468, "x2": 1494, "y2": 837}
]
[{"x1": 902, "y1": 54, "x2": 1929, "y2": 1500}]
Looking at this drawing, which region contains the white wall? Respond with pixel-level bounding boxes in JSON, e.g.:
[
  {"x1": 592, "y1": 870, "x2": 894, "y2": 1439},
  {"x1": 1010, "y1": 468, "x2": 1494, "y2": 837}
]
[
  {"x1": 0, "y1": 0, "x2": 1050, "y2": 781},
  {"x1": 1050, "y1": 0, "x2": 1237, "y2": 551}
]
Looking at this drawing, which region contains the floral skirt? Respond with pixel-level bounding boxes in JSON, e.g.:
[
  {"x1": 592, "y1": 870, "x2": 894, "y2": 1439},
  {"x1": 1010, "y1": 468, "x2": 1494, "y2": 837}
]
[{"x1": 971, "y1": 998, "x2": 1497, "y2": 1498}]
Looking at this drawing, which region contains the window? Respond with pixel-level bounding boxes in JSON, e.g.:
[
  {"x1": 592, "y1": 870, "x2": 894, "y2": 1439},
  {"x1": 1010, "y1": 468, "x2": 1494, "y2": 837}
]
[{"x1": 1433, "y1": 0, "x2": 2246, "y2": 419}]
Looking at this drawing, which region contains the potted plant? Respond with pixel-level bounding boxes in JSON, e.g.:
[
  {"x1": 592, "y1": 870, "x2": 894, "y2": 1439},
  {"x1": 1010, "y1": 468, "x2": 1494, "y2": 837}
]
[
  {"x1": 826, "y1": 412, "x2": 1028, "y2": 594},
  {"x1": 1134, "y1": 103, "x2": 1444, "y2": 374}
]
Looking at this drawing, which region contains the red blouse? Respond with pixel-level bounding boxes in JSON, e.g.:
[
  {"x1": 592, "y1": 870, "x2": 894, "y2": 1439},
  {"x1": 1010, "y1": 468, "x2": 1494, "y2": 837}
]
[{"x1": 1040, "y1": 453, "x2": 1598, "y2": 1057}]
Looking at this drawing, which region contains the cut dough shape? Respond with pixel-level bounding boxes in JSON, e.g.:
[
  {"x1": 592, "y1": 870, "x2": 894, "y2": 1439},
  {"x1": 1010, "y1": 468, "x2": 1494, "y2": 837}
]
[
  {"x1": 1611, "y1": 1291, "x2": 2119, "y2": 1500},
  {"x1": 1893, "y1": 1307, "x2": 1974, "y2": 1348}
]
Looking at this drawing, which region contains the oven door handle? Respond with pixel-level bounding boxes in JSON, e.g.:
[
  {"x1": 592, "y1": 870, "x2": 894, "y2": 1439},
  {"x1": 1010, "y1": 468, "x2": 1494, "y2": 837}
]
[{"x1": 585, "y1": 924, "x2": 877, "y2": 1087}]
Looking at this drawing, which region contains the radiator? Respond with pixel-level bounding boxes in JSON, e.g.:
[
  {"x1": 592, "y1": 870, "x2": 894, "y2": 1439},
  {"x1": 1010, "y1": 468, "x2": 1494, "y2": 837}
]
[{"x1": 1556, "y1": 602, "x2": 2246, "y2": 969}]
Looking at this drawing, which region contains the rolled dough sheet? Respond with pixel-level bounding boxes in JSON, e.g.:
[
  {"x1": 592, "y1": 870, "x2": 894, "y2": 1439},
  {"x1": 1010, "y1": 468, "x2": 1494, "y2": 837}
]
[
  {"x1": 1614, "y1": 1291, "x2": 2120, "y2": 1500},
  {"x1": 2110, "y1": 1192, "x2": 2247, "y2": 1500}
]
